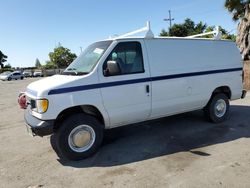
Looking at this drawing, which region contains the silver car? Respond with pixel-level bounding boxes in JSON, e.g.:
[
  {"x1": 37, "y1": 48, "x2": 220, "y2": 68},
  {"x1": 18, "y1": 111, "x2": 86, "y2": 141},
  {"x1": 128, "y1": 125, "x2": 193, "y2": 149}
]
[
  {"x1": 33, "y1": 70, "x2": 43, "y2": 77},
  {"x1": 0, "y1": 71, "x2": 24, "y2": 81},
  {"x1": 23, "y1": 71, "x2": 33, "y2": 77}
]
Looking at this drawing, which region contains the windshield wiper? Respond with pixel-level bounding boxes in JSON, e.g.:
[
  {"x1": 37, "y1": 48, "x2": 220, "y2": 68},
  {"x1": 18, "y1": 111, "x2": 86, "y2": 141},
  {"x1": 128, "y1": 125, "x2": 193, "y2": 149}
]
[
  {"x1": 67, "y1": 68, "x2": 77, "y2": 71},
  {"x1": 76, "y1": 72, "x2": 89, "y2": 75},
  {"x1": 62, "y1": 68, "x2": 78, "y2": 75},
  {"x1": 61, "y1": 70, "x2": 89, "y2": 76}
]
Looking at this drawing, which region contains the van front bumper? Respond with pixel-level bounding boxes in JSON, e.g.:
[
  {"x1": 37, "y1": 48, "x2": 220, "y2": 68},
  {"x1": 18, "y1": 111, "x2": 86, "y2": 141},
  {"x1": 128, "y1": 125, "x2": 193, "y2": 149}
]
[{"x1": 24, "y1": 110, "x2": 54, "y2": 137}]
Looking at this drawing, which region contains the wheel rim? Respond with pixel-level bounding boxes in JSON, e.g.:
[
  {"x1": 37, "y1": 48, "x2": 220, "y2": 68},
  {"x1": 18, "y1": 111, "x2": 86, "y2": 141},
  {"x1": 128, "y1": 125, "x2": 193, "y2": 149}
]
[
  {"x1": 214, "y1": 99, "x2": 227, "y2": 118},
  {"x1": 68, "y1": 125, "x2": 96, "y2": 153}
]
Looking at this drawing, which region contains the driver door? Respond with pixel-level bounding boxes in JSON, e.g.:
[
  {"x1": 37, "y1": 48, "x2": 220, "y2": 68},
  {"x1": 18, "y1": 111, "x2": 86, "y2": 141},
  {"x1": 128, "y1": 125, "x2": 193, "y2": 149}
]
[{"x1": 99, "y1": 40, "x2": 151, "y2": 127}]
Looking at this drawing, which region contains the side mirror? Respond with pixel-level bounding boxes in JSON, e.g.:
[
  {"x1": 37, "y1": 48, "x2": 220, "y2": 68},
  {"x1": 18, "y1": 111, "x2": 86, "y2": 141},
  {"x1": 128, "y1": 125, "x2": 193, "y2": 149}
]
[{"x1": 104, "y1": 60, "x2": 121, "y2": 76}]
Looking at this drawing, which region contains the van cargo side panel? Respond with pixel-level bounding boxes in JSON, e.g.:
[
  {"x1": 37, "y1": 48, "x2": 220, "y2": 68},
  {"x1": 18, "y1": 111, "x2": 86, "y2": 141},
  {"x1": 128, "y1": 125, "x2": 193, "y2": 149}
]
[{"x1": 145, "y1": 39, "x2": 242, "y2": 118}]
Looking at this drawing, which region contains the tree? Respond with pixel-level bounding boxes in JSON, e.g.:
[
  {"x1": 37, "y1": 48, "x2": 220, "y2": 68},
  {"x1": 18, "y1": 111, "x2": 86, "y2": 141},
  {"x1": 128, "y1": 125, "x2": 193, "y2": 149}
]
[
  {"x1": 4, "y1": 63, "x2": 11, "y2": 68},
  {"x1": 160, "y1": 29, "x2": 168, "y2": 36},
  {"x1": 225, "y1": 0, "x2": 250, "y2": 60},
  {"x1": 43, "y1": 61, "x2": 57, "y2": 69},
  {"x1": 0, "y1": 50, "x2": 7, "y2": 68},
  {"x1": 160, "y1": 18, "x2": 207, "y2": 37},
  {"x1": 224, "y1": 0, "x2": 249, "y2": 21},
  {"x1": 49, "y1": 46, "x2": 77, "y2": 68},
  {"x1": 160, "y1": 18, "x2": 236, "y2": 41},
  {"x1": 35, "y1": 58, "x2": 41, "y2": 68}
]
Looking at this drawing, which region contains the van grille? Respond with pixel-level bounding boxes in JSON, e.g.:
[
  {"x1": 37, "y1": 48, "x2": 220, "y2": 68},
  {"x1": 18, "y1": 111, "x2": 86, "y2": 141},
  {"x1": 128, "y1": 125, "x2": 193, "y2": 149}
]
[
  {"x1": 26, "y1": 96, "x2": 36, "y2": 109},
  {"x1": 30, "y1": 99, "x2": 36, "y2": 109}
]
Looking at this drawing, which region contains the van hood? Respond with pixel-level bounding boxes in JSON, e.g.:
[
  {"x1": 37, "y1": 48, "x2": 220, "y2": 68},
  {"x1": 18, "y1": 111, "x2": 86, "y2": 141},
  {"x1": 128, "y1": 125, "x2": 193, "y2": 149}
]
[{"x1": 26, "y1": 74, "x2": 92, "y2": 98}]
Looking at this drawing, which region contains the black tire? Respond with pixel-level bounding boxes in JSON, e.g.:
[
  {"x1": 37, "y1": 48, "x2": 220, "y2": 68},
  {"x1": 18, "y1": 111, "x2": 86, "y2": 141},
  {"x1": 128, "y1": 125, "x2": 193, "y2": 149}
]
[
  {"x1": 50, "y1": 134, "x2": 61, "y2": 157},
  {"x1": 54, "y1": 113, "x2": 103, "y2": 161},
  {"x1": 21, "y1": 77, "x2": 24, "y2": 80},
  {"x1": 204, "y1": 93, "x2": 229, "y2": 123},
  {"x1": 7, "y1": 77, "x2": 11, "y2": 81}
]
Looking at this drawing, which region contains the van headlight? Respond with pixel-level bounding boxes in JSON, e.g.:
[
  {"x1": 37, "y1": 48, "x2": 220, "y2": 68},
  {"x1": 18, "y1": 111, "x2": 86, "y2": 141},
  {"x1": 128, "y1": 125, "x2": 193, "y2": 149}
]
[{"x1": 36, "y1": 99, "x2": 49, "y2": 113}]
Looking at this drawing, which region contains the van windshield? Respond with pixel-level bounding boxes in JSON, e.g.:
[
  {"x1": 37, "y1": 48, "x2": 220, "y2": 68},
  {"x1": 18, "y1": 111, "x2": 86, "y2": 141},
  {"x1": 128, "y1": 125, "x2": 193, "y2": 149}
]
[{"x1": 63, "y1": 41, "x2": 112, "y2": 75}]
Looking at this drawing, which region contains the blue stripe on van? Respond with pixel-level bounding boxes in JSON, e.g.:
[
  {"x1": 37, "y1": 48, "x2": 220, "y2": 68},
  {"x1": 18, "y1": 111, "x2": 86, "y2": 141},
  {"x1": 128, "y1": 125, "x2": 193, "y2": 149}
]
[{"x1": 48, "y1": 67, "x2": 242, "y2": 95}]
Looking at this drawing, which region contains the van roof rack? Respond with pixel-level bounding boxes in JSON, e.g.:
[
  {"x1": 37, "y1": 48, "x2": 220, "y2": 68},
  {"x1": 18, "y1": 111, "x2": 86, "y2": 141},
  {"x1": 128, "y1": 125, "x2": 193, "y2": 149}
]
[
  {"x1": 109, "y1": 21, "x2": 154, "y2": 39},
  {"x1": 109, "y1": 22, "x2": 221, "y2": 40},
  {"x1": 185, "y1": 26, "x2": 222, "y2": 40}
]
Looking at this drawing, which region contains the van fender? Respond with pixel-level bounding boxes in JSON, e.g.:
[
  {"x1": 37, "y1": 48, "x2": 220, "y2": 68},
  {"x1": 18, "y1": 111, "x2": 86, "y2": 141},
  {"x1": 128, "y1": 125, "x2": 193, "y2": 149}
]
[
  {"x1": 205, "y1": 86, "x2": 232, "y2": 106},
  {"x1": 54, "y1": 104, "x2": 109, "y2": 131}
]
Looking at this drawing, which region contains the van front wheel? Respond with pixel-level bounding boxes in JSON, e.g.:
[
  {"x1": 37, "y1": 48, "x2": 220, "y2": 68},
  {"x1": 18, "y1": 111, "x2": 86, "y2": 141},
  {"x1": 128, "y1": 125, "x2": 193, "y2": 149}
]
[
  {"x1": 55, "y1": 113, "x2": 103, "y2": 161},
  {"x1": 204, "y1": 93, "x2": 229, "y2": 123}
]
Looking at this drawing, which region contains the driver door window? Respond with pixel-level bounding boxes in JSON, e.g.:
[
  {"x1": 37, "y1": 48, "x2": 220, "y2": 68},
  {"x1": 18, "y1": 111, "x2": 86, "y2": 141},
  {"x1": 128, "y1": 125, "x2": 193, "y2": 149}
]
[{"x1": 104, "y1": 42, "x2": 144, "y2": 76}]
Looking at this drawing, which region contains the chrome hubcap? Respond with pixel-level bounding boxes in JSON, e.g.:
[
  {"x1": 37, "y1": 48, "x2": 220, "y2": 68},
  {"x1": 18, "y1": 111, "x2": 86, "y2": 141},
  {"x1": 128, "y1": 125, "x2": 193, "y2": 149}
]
[
  {"x1": 214, "y1": 99, "x2": 227, "y2": 118},
  {"x1": 73, "y1": 130, "x2": 91, "y2": 148},
  {"x1": 68, "y1": 125, "x2": 95, "y2": 152}
]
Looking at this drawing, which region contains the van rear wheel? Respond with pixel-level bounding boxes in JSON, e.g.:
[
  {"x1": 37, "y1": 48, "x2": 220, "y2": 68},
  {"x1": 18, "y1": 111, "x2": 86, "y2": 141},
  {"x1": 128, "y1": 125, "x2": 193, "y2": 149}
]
[
  {"x1": 54, "y1": 113, "x2": 103, "y2": 161},
  {"x1": 204, "y1": 93, "x2": 229, "y2": 123}
]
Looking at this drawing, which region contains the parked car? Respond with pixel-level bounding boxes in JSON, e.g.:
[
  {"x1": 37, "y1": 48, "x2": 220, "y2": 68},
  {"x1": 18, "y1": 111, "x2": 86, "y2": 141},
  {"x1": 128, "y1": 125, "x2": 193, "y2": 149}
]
[
  {"x1": 0, "y1": 71, "x2": 11, "y2": 80},
  {"x1": 33, "y1": 70, "x2": 43, "y2": 77},
  {"x1": 0, "y1": 71, "x2": 24, "y2": 81},
  {"x1": 19, "y1": 23, "x2": 246, "y2": 161},
  {"x1": 23, "y1": 71, "x2": 33, "y2": 77}
]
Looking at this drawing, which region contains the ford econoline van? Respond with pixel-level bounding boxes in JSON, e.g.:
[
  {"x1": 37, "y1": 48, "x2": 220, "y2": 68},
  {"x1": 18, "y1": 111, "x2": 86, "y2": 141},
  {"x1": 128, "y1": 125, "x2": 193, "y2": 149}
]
[{"x1": 19, "y1": 23, "x2": 246, "y2": 160}]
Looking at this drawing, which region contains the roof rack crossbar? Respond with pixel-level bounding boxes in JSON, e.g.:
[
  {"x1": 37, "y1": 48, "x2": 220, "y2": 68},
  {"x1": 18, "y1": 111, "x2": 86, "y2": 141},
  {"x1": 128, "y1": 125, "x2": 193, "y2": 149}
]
[
  {"x1": 186, "y1": 26, "x2": 222, "y2": 40},
  {"x1": 110, "y1": 21, "x2": 154, "y2": 39}
]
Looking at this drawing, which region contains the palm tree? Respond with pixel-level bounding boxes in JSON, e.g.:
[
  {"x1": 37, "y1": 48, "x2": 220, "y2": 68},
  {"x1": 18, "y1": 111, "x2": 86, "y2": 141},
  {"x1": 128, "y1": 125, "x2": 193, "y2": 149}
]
[
  {"x1": 225, "y1": 0, "x2": 248, "y2": 20},
  {"x1": 225, "y1": 0, "x2": 250, "y2": 60}
]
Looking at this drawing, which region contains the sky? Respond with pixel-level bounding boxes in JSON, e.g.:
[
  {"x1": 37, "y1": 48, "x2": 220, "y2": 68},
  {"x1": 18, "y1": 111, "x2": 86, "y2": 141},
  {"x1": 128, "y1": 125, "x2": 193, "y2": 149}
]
[{"x1": 0, "y1": 0, "x2": 237, "y2": 68}]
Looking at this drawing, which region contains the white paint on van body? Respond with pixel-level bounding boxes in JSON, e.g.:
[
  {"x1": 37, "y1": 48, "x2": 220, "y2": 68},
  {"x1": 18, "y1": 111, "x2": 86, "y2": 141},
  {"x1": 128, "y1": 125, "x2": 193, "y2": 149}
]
[{"x1": 25, "y1": 37, "x2": 243, "y2": 129}]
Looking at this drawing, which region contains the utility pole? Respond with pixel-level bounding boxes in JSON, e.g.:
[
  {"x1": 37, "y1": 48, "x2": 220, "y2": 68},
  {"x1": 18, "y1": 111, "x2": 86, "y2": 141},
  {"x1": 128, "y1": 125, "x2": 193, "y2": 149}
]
[{"x1": 164, "y1": 10, "x2": 174, "y2": 32}]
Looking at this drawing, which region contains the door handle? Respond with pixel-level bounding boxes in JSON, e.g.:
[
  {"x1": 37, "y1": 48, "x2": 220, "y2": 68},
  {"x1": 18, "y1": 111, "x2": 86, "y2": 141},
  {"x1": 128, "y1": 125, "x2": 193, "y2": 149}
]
[{"x1": 146, "y1": 85, "x2": 150, "y2": 93}]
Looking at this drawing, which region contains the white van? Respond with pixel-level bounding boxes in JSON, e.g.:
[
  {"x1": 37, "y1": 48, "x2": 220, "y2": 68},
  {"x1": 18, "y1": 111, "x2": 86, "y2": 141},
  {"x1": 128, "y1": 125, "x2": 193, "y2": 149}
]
[{"x1": 20, "y1": 23, "x2": 246, "y2": 160}]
